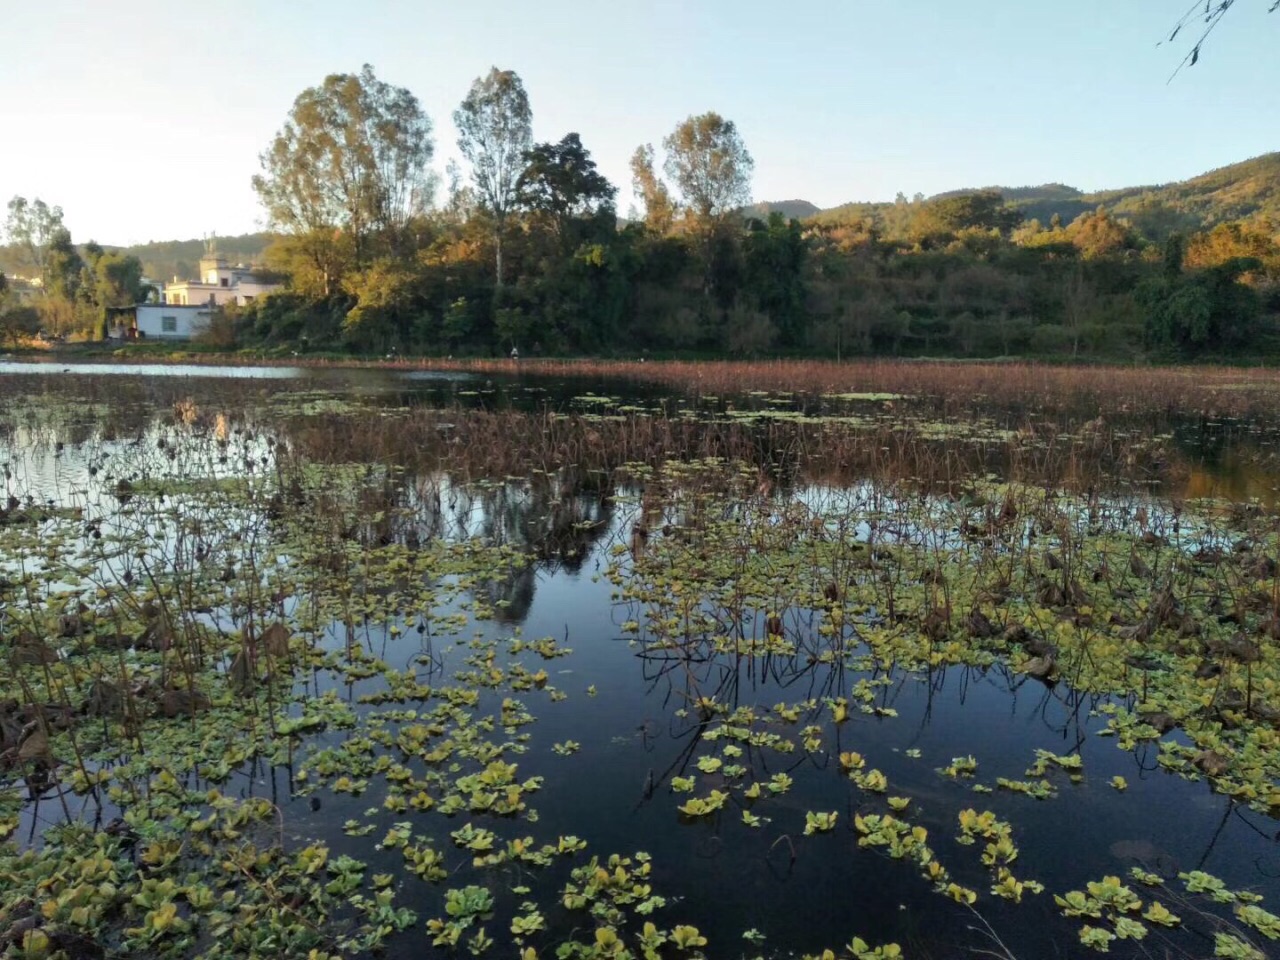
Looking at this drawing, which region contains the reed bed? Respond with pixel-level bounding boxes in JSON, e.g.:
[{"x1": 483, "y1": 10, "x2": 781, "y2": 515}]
[
  {"x1": 284, "y1": 404, "x2": 1183, "y2": 496},
  {"x1": 28, "y1": 352, "x2": 1280, "y2": 417},
  {"x1": 412, "y1": 357, "x2": 1280, "y2": 419}
]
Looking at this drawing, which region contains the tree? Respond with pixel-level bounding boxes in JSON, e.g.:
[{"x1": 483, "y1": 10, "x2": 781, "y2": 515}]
[
  {"x1": 1065, "y1": 208, "x2": 1138, "y2": 260},
  {"x1": 90, "y1": 251, "x2": 148, "y2": 308},
  {"x1": 5, "y1": 197, "x2": 66, "y2": 287},
  {"x1": 930, "y1": 191, "x2": 1022, "y2": 236},
  {"x1": 1185, "y1": 221, "x2": 1280, "y2": 282},
  {"x1": 742, "y1": 213, "x2": 808, "y2": 346},
  {"x1": 341, "y1": 258, "x2": 420, "y2": 351},
  {"x1": 630, "y1": 145, "x2": 675, "y2": 234},
  {"x1": 661, "y1": 112, "x2": 754, "y2": 222},
  {"x1": 454, "y1": 67, "x2": 533, "y2": 287},
  {"x1": 1061, "y1": 267, "x2": 1098, "y2": 357},
  {"x1": 1140, "y1": 257, "x2": 1263, "y2": 351},
  {"x1": 0, "y1": 302, "x2": 39, "y2": 347},
  {"x1": 43, "y1": 227, "x2": 84, "y2": 301},
  {"x1": 517, "y1": 133, "x2": 616, "y2": 248},
  {"x1": 253, "y1": 64, "x2": 435, "y2": 295}
]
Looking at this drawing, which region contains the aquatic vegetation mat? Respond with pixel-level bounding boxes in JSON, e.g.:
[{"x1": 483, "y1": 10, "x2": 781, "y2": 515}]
[{"x1": 0, "y1": 377, "x2": 1278, "y2": 959}]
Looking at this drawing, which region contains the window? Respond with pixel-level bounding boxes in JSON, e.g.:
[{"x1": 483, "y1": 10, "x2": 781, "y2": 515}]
[
  {"x1": 161, "y1": 316, "x2": 178, "y2": 333},
  {"x1": 220, "y1": 277, "x2": 229, "y2": 287}
]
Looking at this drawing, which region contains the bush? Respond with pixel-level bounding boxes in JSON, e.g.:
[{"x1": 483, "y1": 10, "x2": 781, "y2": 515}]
[
  {"x1": 1029, "y1": 324, "x2": 1072, "y2": 354},
  {"x1": 194, "y1": 309, "x2": 238, "y2": 350}
]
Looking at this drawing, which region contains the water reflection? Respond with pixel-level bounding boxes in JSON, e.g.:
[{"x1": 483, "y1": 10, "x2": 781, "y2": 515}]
[
  {"x1": 0, "y1": 360, "x2": 304, "y2": 379},
  {"x1": 4, "y1": 365, "x2": 1280, "y2": 960},
  {"x1": 1181, "y1": 455, "x2": 1280, "y2": 504}
]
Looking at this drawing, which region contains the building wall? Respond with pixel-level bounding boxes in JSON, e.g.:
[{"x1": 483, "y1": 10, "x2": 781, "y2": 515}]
[
  {"x1": 164, "y1": 283, "x2": 238, "y2": 307},
  {"x1": 164, "y1": 277, "x2": 281, "y2": 307},
  {"x1": 135, "y1": 304, "x2": 212, "y2": 339},
  {"x1": 201, "y1": 255, "x2": 232, "y2": 286},
  {"x1": 231, "y1": 278, "x2": 280, "y2": 304}
]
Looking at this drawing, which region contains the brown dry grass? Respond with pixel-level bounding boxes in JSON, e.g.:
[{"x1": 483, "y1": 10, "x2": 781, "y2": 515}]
[
  {"x1": 284, "y1": 404, "x2": 1178, "y2": 495},
  {"x1": 46, "y1": 351, "x2": 1280, "y2": 417},
  {"x1": 407, "y1": 358, "x2": 1280, "y2": 418}
]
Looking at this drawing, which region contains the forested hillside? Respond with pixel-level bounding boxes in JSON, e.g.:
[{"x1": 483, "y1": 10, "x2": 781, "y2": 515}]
[
  {"x1": 113, "y1": 233, "x2": 274, "y2": 282},
  {"x1": 742, "y1": 200, "x2": 822, "y2": 221},
  {"x1": 813, "y1": 152, "x2": 1280, "y2": 241}
]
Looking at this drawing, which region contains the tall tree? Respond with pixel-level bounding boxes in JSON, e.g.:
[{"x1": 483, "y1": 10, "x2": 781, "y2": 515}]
[
  {"x1": 5, "y1": 197, "x2": 65, "y2": 288},
  {"x1": 454, "y1": 67, "x2": 533, "y2": 288},
  {"x1": 91, "y1": 251, "x2": 149, "y2": 308},
  {"x1": 662, "y1": 112, "x2": 754, "y2": 223},
  {"x1": 0, "y1": 273, "x2": 39, "y2": 347},
  {"x1": 43, "y1": 227, "x2": 84, "y2": 301},
  {"x1": 517, "y1": 133, "x2": 616, "y2": 249},
  {"x1": 743, "y1": 212, "x2": 808, "y2": 346},
  {"x1": 253, "y1": 64, "x2": 435, "y2": 295},
  {"x1": 629, "y1": 145, "x2": 675, "y2": 234}
]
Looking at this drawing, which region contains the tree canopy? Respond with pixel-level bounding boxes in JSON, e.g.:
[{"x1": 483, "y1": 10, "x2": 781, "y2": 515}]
[
  {"x1": 253, "y1": 64, "x2": 435, "y2": 294},
  {"x1": 661, "y1": 112, "x2": 755, "y2": 222},
  {"x1": 454, "y1": 67, "x2": 533, "y2": 285},
  {"x1": 5, "y1": 197, "x2": 65, "y2": 287},
  {"x1": 517, "y1": 133, "x2": 616, "y2": 246}
]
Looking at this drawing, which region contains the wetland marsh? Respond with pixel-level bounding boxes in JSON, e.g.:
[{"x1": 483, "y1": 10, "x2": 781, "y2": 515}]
[{"x1": 2, "y1": 361, "x2": 1280, "y2": 960}]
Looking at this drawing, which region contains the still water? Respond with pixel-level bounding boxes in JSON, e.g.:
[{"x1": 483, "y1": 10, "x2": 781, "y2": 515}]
[{"x1": 1, "y1": 360, "x2": 1278, "y2": 960}]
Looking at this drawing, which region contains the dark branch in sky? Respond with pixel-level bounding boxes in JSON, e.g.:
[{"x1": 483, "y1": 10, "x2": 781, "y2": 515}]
[{"x1": 1164, "y1": 0, "x2": 1279, "y2": 80}]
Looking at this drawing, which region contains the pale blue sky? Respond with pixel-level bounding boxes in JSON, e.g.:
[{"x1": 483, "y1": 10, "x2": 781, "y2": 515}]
[{"x1": 1, "y1": 1, "x2": 1276, "y2": 246}]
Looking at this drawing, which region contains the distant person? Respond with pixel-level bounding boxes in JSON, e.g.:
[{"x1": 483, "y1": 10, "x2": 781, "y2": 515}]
[{"x1": 510, "y1": 346, "x2": 519, "y2": 362}]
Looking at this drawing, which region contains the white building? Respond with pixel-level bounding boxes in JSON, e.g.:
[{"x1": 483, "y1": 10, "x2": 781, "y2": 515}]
[
  {"x1": 162, "y1": 245, "x2": 279, "y2": 307},
  {"x1": 5, "y1": 275, "x2": 42, "y2": 303},
  {"x1": 135, "y1": 303, "x2": 213, "y2": 340}
]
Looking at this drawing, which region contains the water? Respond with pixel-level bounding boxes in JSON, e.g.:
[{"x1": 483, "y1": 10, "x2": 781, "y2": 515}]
[
  {"x1": 0, "y1": 360, "x2": 306, "y2": 379},
  {"x1": 1, "y1": 362, "x2": 1278, "y2": 960}
]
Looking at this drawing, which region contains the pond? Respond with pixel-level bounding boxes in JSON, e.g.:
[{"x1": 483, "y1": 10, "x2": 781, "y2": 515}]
[{"x1": 1, "y1": 360, "x2": 1278, "y2": 960}]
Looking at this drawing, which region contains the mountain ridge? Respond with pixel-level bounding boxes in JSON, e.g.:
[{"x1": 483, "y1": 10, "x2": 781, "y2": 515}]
[{"x1": 805, "y1": 151, "x2": 1280, "y2": 235}]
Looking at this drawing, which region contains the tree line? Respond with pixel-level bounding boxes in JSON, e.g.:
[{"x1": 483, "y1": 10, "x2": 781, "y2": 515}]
[
  {"x1": 3, "y1": 62, "x2": 1278, "y2": 360},
  {"x1": 235, "y1": 64, "x2": 1278, "y2": 360},
  {"x1": 0, "y1": 197, "x2": 151, "y2": 344}
]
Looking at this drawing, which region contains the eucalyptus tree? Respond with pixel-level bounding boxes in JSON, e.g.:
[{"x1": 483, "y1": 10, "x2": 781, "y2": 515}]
[
  {"x1": 454, "y1": 67, "x2": 533, "y2": 287},
  {"x1": 253, "y1": 64, "x2": 435, "y2": 296},
  {"x1": 662, "y1": 112, "x2": 754, "y2": 224},
  {"x1": 629, "y1": 144, "x2": 676, "y2": 235},
  {"x1": 4, "y1": 196, "x2": 66, "y2": 288},
  {"x1": 654, "y1": 113, "x2": 755, "y2": 312}
]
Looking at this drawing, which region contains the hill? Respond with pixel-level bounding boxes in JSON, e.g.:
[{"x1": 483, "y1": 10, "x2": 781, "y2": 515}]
[
  {"x1": 742, "y1": 199, "x2": 822, "y2": 221},
  {"x1": 114, "y1": 233, "x2": 274, "y2": 282},
  {"x1": 806, "y1": 152, "x2": 1280, "y2": 239},
  {"x1": 0, "y1": 232, "x2": 274, "y2": 284}
]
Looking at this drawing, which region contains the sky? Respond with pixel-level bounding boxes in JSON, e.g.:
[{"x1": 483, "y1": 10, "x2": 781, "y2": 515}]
[{"x1": 1, "y1": 0, "x2": 1277, "y2": 247}]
